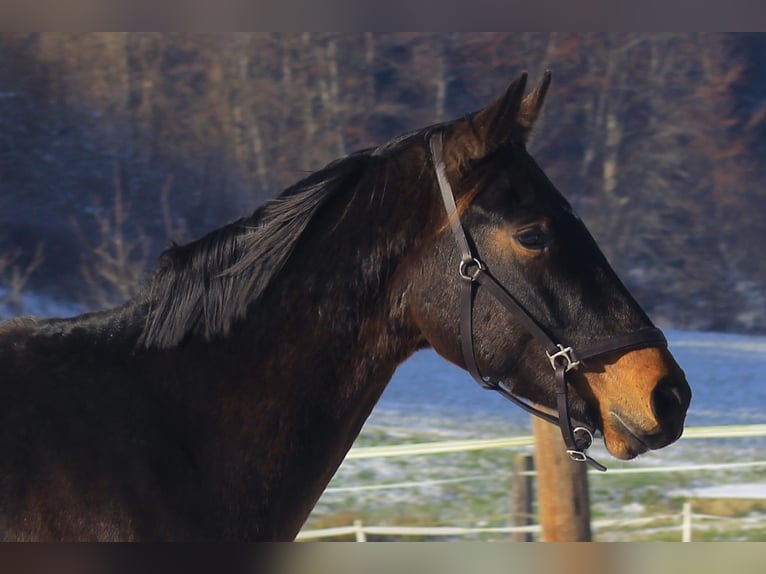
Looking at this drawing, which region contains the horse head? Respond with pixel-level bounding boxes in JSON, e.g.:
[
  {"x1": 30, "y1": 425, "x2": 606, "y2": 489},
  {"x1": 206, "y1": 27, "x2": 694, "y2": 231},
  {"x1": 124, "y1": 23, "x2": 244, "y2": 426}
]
[{"x1": 408, "y1": 72, "x2": 691, "y2": 461}]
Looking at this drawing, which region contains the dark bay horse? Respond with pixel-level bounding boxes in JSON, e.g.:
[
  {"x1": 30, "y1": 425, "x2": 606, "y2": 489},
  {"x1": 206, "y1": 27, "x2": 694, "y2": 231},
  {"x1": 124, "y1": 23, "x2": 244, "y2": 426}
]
[{"x1": 0, "y1": 72, "x2": 690, "y2": 541}]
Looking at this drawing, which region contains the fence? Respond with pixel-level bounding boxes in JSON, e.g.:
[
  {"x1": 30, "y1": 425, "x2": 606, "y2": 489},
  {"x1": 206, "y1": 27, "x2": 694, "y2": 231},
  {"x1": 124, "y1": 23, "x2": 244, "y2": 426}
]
[
  {"x1": 297, "y1": 503, "x2": 752, "y2": 541},
  {"x1": 298, "y1": 424, "x2": 766, "y2": 541},
  {"x1": 342, "y1": 424, "x2": 766, "y2": 460}
]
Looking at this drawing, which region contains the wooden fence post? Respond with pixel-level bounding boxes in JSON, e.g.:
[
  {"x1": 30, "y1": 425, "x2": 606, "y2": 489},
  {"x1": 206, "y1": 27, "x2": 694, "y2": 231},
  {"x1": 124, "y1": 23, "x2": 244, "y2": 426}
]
[
  {"x1": 511, "y1": 453, "x2": 535, "y2": 541},
  {"x1": 532, "y1": 416, "x2": 592, "y2": 541}
]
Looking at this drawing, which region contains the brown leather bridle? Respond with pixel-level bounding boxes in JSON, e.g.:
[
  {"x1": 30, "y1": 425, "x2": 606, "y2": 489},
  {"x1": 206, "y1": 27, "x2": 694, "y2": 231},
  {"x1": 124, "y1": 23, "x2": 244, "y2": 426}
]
[{"x1": 429, "y1": 132, "x2": 668, "y2": 471}]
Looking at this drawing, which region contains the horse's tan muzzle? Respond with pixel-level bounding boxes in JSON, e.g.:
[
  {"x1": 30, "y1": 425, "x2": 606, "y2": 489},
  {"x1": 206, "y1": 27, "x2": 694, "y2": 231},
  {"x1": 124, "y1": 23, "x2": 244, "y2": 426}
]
[{"x1": 581, "y1": 347, "x2": 691, "y2": 460}]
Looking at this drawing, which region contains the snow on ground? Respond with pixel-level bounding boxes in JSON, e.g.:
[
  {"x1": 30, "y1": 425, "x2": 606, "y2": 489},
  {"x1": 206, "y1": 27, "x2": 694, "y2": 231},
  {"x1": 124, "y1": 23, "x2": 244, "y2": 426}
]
[{"x1": 670, "y1": 483, "x2": 766, "y2": 499}]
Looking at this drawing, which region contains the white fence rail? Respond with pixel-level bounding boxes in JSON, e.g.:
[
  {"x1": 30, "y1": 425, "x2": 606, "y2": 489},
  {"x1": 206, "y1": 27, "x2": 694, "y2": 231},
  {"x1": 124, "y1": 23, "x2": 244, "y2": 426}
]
[
  {"x1": 297, "y1": 503, "x2": 752, "y2": 542},
  {"x1": 324, "y1": 460, "x2": 766, "y2": 495},
  {"x1": 344, "y1": 424, "x2": 766, "y2": 459},
  {"x1": 297, "y1": 520, "x2": 541, "y2": 542}
]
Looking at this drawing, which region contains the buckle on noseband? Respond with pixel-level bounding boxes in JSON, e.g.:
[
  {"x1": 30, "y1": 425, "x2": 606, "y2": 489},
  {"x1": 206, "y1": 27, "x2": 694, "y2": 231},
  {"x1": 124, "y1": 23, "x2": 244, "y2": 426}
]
[{"x1": 546, "y1": 345, "x2": 580, "y2": 372}]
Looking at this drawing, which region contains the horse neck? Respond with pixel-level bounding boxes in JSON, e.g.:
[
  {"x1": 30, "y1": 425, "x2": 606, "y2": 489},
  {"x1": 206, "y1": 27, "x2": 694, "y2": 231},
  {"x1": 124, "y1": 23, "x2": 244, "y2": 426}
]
[
  {"x1": 245, "y1": 151, "x2": 439, "y2": 390},
  {"x1": 161, "y1": 159, "x2": 437, "y2": 538}
]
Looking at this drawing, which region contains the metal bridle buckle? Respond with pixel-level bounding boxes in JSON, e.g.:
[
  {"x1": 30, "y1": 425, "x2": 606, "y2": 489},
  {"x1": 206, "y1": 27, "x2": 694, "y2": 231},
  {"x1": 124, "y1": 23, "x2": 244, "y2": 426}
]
[
  {"x1": 566, "y1": 449, "x2": 588, "y2": 463},
  {"x1": 567, "y1": 427, "x2": 594, "y2": 463},
  {"x1": 546, "y1": 345, "x2": 580, "y2": 372},
  {"x1": 458, "y1": 257, "x2": 486, "y2": 282}
]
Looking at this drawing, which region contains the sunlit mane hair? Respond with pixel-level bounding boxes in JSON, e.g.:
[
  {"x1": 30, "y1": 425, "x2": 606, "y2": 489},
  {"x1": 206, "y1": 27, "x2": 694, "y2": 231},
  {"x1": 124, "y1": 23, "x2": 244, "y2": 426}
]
[{"x1": 138, "y1": 152, "x2": 373, "y2": 350}]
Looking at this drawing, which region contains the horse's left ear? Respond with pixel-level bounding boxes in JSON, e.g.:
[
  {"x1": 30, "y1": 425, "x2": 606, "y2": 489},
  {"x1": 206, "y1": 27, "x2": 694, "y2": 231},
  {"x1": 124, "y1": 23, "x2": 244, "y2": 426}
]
[{"x1": 471, "y1": 70, "x2": 552, "y2": 155}]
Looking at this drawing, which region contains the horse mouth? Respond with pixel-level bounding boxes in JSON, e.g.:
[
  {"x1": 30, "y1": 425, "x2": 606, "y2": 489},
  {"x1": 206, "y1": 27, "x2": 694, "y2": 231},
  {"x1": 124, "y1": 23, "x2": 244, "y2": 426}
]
[
  {"x1": 603, "y1": 407, "x2": 687, "y2": 460},
  {"x1": 603, "y1": 412, "x2": 652, "y2": 460}
]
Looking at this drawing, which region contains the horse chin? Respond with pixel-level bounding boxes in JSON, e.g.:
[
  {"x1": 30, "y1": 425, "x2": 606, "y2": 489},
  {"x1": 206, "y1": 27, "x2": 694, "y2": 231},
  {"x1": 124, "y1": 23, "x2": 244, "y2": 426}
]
[{"x1": 602, "y1": 412, "x2": 651, "y2": 460}]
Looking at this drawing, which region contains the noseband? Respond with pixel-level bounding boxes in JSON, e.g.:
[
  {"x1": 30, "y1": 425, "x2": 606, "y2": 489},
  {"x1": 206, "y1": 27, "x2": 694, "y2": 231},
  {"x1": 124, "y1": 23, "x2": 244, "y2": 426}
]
[{"x1": 429, "y1": 133, "x2": 668, "y2": 471}]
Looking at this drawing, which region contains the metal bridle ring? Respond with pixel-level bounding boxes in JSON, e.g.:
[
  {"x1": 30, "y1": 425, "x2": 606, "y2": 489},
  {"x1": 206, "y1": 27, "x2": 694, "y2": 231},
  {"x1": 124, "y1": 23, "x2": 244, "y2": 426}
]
[
  {"x1": 572, "y1": 426, "x2": 594, "y2": 450},
  {"x1": 458, "y1": 258, "x2": 486, "y2": 282}
]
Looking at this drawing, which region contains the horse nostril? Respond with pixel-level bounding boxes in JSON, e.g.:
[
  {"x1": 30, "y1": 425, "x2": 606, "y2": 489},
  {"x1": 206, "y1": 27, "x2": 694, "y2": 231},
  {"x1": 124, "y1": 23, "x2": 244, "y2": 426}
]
[{"x1": 651, "y1": 376, "x2": 687, "y2": 424}]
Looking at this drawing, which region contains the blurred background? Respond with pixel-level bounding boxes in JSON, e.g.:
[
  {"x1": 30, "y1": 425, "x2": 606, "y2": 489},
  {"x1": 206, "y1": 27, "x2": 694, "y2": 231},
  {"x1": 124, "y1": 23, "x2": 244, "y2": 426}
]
[{"x1": 0, "y1": 32, "x2": 764, "y2": 333}]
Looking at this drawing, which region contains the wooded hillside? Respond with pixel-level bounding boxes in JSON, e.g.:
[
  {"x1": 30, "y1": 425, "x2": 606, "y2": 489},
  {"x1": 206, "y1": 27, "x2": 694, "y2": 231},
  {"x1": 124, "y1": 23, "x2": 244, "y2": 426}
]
[{"x1": 1, "y1": 33, "x2": 764, "y2": 333}]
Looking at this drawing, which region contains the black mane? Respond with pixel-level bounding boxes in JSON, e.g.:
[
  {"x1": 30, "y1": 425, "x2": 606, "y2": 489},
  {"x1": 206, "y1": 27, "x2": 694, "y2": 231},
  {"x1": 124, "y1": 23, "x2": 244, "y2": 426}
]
[{"x1": 138, "y1": 151, "x2": 373, "y2": 349}]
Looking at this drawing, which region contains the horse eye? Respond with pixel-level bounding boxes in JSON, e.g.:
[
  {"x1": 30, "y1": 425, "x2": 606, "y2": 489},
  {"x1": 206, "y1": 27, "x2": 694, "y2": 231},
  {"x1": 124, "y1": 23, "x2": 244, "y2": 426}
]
[{"x1": 515, "y1": 226, "x2": 548, "y2": 250}]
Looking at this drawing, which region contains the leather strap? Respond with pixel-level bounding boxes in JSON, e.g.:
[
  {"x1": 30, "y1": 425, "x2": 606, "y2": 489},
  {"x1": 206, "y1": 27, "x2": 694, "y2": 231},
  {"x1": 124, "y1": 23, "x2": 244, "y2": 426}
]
[
  {"x1": 461, "y1": 264, "x2": 607, "y2": 471},
  {"x1": 574, "y1": 328, "x2": 667, "y2": 362}
]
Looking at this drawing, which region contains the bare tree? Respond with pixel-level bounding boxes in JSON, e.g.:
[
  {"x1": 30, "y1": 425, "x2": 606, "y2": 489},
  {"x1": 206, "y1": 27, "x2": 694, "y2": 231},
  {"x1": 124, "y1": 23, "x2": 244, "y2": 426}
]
[
  {"x1": 0, "y1": 243, "x2": 44, "y2": 316},
  {"x1": 71, "y1": 164, "x2": 151, "y2": 310}
]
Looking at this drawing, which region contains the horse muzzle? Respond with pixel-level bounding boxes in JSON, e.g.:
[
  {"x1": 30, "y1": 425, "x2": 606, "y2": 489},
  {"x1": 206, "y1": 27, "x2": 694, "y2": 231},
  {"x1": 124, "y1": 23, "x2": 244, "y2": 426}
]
[{"x1": 587, "y1": 352, "x2": 691, "y2": 460}]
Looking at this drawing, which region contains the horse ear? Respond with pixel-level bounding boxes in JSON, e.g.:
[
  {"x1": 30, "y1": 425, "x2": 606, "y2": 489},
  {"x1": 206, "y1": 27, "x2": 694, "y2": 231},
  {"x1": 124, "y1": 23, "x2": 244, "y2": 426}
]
[
  {"x1": 468, "y1": 70, "x2": 552, "y2": 157},
  {"x1": 518, "y1": 69, "x2": 552, "y2": 143},
  {"x1": 472, "y1": 71, "x2": 528, "y2": 155}
]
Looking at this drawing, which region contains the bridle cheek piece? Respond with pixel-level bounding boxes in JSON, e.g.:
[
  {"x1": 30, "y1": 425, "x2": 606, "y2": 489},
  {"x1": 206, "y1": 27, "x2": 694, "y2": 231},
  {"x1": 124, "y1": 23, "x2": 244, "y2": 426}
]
[{"x1": 429, "y1": 132, "x2": 669, "y2": 472}]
